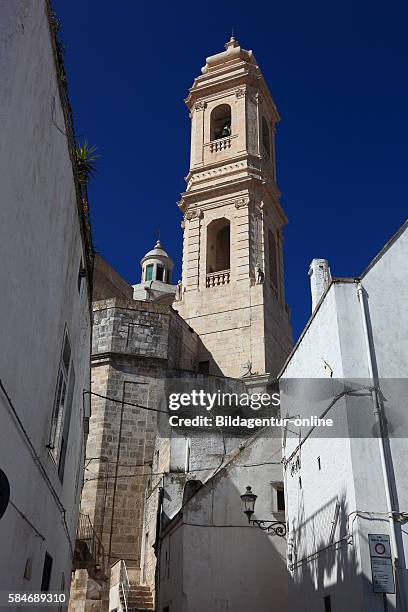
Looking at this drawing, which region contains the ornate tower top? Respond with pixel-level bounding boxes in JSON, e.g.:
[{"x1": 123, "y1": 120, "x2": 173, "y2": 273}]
[
  {"x1": 180, "y1": 37, "x2": 282, "y2": 220},
  {"x1": 173, "y1": 41, "x2": 293, "y2": 377}
]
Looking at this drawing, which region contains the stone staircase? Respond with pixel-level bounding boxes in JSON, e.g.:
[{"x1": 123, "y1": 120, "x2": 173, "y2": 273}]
[{"x1": 120, "y1": 583, "x2": 154, "y2": 611}]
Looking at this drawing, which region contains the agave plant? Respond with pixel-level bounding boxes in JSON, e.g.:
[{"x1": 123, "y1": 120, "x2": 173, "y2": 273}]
[{"x1": 76, "y1": 142, "x2": 99, "y2": 185}]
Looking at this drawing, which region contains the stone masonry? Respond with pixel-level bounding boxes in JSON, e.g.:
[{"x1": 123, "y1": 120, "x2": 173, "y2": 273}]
[{"x1": 173, "y1": 36, "x2": 293, "y2": 378}]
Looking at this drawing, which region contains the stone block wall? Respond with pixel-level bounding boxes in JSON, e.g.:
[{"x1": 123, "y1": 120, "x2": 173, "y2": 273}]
[{"x1": 77, "y1": 298, "x2": 200, "y2": 609}]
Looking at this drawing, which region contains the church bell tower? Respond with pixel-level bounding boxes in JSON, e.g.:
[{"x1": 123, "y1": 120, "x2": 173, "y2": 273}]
[{"x1": 173, "y1": 37, "x2": 292, "y2": 378}]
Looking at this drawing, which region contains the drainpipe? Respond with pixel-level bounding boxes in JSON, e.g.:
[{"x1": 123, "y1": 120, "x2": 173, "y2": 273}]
[{"x1": 356, "y1": 281, "x2": 406, "y2": 609}]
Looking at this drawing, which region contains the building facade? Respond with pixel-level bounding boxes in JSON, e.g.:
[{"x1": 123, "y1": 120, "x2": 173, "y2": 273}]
[
  {"x1": 0, "y1": 0, "x2": 92, "y2": 604},
  {"x1": 156, "y1": 429, "x2": 288, "y2": 612},
  {"x1": 281, "y1": 221, "x2": 408, "y2": 611},
  {"x1": 70, "y1": 37, "x2": 294, "y2": 612},
  {"x1": 144, "y1": 40, "x2": 293, "y2": 608}
]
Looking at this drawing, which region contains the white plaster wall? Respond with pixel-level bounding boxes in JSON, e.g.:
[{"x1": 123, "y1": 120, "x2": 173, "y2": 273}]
[
  {"x1": 281, "y1": 285, "x2": 361, "y2": 610},
  {"x1": 281, "y1": 225, "x2": 408, "y2": 611},
  {"x1": 0, "y1": 0, "x2": 91, "y2": 602},
  {"x1": 159, "y1": 434, "x2": 288, "y2": 611}
]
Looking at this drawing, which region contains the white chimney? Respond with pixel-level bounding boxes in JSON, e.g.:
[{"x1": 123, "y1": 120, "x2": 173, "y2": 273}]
[{"x1": 308, "y1": 259, "x2": 331, "y2": 312}]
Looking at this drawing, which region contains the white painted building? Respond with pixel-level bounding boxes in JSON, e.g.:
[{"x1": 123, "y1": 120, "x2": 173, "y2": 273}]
[
  {"x1": 0, "y1": 0, "x2": 92, "y2": 604},
  {"x1": 280, "y1": 220, "x2": 408, "y2": 611},
  {"x1": 157, "y1": 430, "x2": 288, "y2": 612}
]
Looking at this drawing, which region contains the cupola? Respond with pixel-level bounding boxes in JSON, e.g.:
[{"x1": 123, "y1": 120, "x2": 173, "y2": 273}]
[{"x1": 140, "y1": 239, "x2": 174, "y2": 284}]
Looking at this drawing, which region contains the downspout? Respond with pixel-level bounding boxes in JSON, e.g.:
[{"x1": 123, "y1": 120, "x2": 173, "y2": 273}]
[{"x1": 356, "y1": 281, "x2": 406, "y2": 609}]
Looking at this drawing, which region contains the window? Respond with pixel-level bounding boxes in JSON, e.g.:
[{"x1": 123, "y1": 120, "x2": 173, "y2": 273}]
[
  {"x1": 262, "y1": 116, "x2": 271, "y2": 158},
  {"x1": 206, "y1": 218, "x2": 230, "y2": 273},
  {"x1": 268, "y1": 230, "x2": 278, "y2": 288},
  {"x1": 145, "y1": 264, "x2": 154, "y2": 281},
  {"x1": 77, "y1": 259, "x2": 85, "y2": 293},
  {"x1": 277, "y1": 488, "x2": 285, "y2": 512},
  {"x1": 324, "y1": 595, "x2": 331, "y2": 612},
  {"x1": 271, "y1": 482, "x2": 285, "y2": 513},
  {"x1": 41, "y1": 552, "x2": 53, "y2": 592},
  {"x1": 156, "y1": 265, "x2": 164, "y2": 281},
  {"x1": 48, "y1": 331, "x2": 75, "y2": 479},
  {"x1": 210, "y1": 104, "x2": 231, "y2": 140}
]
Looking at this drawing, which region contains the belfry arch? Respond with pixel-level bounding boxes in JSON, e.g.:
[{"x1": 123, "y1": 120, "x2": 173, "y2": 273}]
[
  {"x1": 206, "y1": 218, "x2": 231, "y2": 273},
  {"x1": 210, "y1": 104, "x2": 231, "y2": 140}
]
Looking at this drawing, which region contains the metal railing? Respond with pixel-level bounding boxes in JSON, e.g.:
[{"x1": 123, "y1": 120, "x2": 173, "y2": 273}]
[
  {"x1": 75, "y1": 513, "x2": 106, "y2": 578},
  {"x1": 119, "y1": 560, "x2": 130, "y2": 612}
]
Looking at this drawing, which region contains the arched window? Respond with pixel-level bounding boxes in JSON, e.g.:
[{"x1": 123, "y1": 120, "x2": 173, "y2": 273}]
[
  {"x1": 206, "y1": 218, "x2": 231, "y2": 273},
  {"x1": 262, "y1": 117, "x2": 271, "y2": 158},
  {"x1": 211, "y1": 104, "x2": 232, "y2": 141},
  {"x1": 268, "y1": 229, "x2": 278, "y2": 288}
]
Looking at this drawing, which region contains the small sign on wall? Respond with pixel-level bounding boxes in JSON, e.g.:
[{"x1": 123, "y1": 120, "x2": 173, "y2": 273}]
[{"x1": 368, "y1": 534, "x2": 395, "y2": 594}]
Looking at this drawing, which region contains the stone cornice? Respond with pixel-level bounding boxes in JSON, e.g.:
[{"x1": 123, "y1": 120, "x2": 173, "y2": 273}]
[
  {"x1": 186, "y1": 67, "x2": 280, "y2": 123},
  {"x1": 178, "y1": 177, "x2": 287, "y2": 225}
]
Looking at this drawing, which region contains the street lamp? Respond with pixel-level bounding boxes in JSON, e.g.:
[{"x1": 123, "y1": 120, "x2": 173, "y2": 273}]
[
  {"x1": 240, "y1": 486, "x2": 258, "y2": 522},
  {"x1": 240, "y1": 486, "x2": 287, "y2": 537}
]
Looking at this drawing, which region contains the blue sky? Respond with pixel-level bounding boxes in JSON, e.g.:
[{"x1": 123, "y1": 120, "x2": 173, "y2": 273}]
[{"x1": 54, "y1": 0, "x2": 408, "y2": 340}]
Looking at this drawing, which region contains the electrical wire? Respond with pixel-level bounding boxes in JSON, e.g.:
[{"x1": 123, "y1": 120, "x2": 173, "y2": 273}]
[
  {"x1": 83, "y1": 458, "x2": 283, "y2": 483},
  {"x1": 0, "y1": 378, "x2": 74, "y2": 556},
  {"x1": 9, "y1": 499, "x2": 46, "y2": 541},
  {"x1": 283, "y1": 387, "x2": 372, "y2": 466},
  {"x1": 83, "y1": 389, "x2": 168, "y2": 414}
]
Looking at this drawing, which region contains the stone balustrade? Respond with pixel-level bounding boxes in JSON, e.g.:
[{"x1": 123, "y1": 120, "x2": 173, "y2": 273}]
[
  {"x1": 206, "y1": 270, "x2": 230, "y2": 287},
  {"x1": 209, "y1": 136, "x2": 231, "y2": 152}
]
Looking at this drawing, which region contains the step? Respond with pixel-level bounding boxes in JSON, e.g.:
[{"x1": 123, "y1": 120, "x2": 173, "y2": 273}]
[
  {"x1": 129, "y1": 585, "x2": 152, "y2": 591},
  {"x1": 121, "y1": 588, "x2": 153, "y2": 596},
  {"x1": 121, "y1": 595, "x2": 154, "y2": 605}
]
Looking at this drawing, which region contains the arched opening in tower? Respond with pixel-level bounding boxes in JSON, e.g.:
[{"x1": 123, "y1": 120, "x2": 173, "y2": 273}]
[
  {"x1": 268, "y1": 229, "x2": 278, "y2": 288},
  {"x1": 210, "y1": 104, "x2": 232, "y2": 140},
  {"x1": 262, "y1": 116, "x2": 271, "y2": 158},
  {"x1": 206, "y1": 218, "x2": 231, "y2": 273}
]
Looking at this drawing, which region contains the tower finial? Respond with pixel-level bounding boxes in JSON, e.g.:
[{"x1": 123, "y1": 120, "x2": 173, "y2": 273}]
[
  {"x1": 225, "y1": 32, "x2": 239, "y2": 50},
  {"x1": 155, "y1": 227, "x2": 161, "y2": 248}
]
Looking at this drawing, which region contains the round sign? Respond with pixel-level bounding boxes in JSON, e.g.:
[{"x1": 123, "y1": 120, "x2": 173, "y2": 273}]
[
  {"x1": 0, "y1": 469, "x2": 10, "y2": 520},
  {"x1": 375, "y1": 543, "x2": 386, "y2": 555}
]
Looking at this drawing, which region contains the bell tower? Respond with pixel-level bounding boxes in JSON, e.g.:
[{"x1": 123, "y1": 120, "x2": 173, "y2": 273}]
[{"x1": 173, "y1": 37, "x2": 292, "y2": 378}]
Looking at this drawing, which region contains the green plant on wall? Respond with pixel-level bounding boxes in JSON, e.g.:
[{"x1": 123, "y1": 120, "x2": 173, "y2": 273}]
[{"x1": 75, "y1": 142, "x2": 99, "y2": 185}]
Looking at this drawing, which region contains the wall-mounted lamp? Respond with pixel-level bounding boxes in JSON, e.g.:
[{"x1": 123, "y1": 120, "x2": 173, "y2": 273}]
[{"x1": 240, "y1": 486, "x2": 286, "y2": 537}]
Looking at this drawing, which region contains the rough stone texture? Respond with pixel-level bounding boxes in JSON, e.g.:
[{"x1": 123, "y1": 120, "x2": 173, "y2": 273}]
[
  {"x1": 76, "y1": 298, "x2": 200, "y2": 610},
  {"x1": 69, "y1": 569, "x2": 108, "y2": 612}
]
